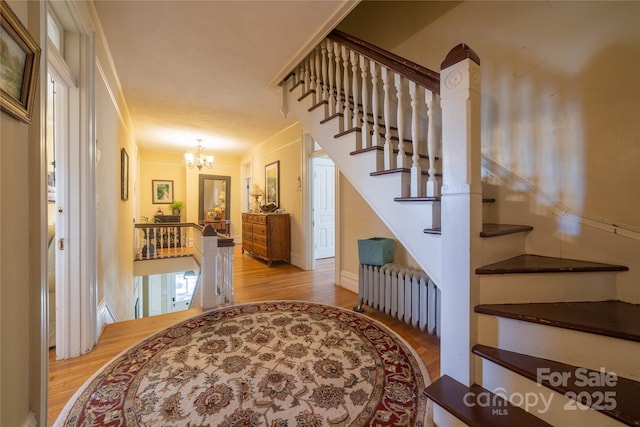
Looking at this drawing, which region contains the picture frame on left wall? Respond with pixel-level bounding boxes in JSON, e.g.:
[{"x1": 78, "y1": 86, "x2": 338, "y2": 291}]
[
  {"x1": 152, "y1": 180, "x2": 174, "y2": 204},
  {"x1": 121, "y1": 148, "x2": 129, "y2": 201},
  {"x1": 0, "y1": 0, "x2": 41, "y2": 123}
]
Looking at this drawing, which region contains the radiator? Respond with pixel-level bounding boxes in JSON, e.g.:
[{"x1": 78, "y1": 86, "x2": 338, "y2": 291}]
[{"x1": 354, "y1": 263, "x2": 441, "y2": 337}]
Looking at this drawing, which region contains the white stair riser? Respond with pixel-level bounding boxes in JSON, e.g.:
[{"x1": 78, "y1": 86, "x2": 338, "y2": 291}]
[
  {"x1": 477, "y1": 358, "x2": 625, "y2": 426},
  {"x1": 477, "y1": 314, "x2": 640, "y2": 379},
  {"x1": 478, "y1": 272, "x2": 618, "y2": 304},
  {"x1": 482, "y1": 202, "x2": 498, "y2": 224},
  {"x1": 480, "y1": 233, "x2": 526, "y2": 265},
  {"x1": 432, "y1": 404, "x2": 469, "y2": 427}
]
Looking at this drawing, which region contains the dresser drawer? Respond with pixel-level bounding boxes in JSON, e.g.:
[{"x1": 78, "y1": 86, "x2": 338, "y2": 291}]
[
  {"x1": 252, "y1": 243, "x2": 268, "y2": 258},
  {"x1": 252, "y1": 224, "x2": 267, "y2": 236},
  {"x1": 252, "y1": 215, "x2": 267, "y2": 225},
  {"x1": 252, "y1": 232, "x2": 267, "y2": 247},
  {"x1": 242, "y1": 223, "x2": 253, "y2": 234}
]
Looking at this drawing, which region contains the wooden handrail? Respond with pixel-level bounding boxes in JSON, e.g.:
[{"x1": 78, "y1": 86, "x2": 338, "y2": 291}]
[{"x1": 328, "y1": 29, "x2": 440, "y2": 94}]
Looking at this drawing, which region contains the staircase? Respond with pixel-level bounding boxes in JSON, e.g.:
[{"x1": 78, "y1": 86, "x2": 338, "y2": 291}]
[{"x1": 281, "y1": 30, "x2": 639, "y2": 426}]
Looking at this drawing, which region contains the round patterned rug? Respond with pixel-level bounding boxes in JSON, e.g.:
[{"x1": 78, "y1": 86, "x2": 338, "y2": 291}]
[{"x1": 55, "y1": 301, "x2": 431, "y2": 426}]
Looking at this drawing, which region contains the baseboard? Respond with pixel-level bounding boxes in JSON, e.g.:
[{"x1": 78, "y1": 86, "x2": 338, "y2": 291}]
[
  {"x1": 339, "y1": 269, "x2": 359, "y2": 294},
  {"x1": 97, "y1": 299, "x2": 116, "y2": 338},
  {"x1": 21, "y1": 411, "x2": 37, "y2": 427}
]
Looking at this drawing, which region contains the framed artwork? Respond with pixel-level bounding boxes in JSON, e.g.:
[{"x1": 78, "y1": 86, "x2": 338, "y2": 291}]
[
  {"x1": 120, "y1": 148, "x2": 129, "y2": 201},
  {"x1": 265, "y1": 160, "x2": 280, "y2": 207},
  {"x1": 0, "y1": 0, "x2": 41, "y2": 123},
  {"x1": 152, "y1": 180, "x2": 173, "y2": 204}
]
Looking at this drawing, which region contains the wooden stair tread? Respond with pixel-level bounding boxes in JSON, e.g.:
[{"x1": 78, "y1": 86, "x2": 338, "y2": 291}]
[
  {"x1": 477, "y1": 254, "x2": 629, "y2": 275},
  {"x1": 422, "y1": 222, "x2": 530, "y2": 236},
  {"x1": 424, "y1": 228, "x2": 441, "y2": 235},
  {"x1": 473, "y1": 344, "x2": 640, "y2": 426},
  {"x1": 395, "y1": 196, "x2": 441, "y2": 202},
  {"x1": 423, "y1": 375, "x2": 552, "y2": 427},
  {"x1": 480, "y1": 223, "x2": 533, "y2": 237},
  {"x1": 475, "y1": 300, "x2": 640, "y2": 342}
]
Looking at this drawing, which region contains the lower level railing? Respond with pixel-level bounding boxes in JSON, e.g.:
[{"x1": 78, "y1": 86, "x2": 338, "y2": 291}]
[
  {"x1": 134, "y1": 222, "x2": 198, "y2": 260},
  {"x1": 135, "y1": 222, "x2": 235, "y2": 311}
]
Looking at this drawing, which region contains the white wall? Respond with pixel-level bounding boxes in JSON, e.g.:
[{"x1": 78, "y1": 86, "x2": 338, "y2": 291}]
[
  {"x1": 339, "y1": 0, "x2": 640, "y2": 302},
  {"x1": 339, "y1": 1, "x2": 640, "y2": 231}
]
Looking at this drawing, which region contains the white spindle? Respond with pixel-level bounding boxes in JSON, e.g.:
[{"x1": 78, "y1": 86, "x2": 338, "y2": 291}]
[
  {"x1": 327, "y1": 41, "x2": 336, "y2": 115},
  {"x1": 303, "y1": 56, "x2": 310, "y2": 94},
  {"x1": 334, "y1": 42, "x2": 343, "y2": 118},
  {"x1": 409, "y1": 81, "x2": 423, "y2": 197},
  {"x1": 321, "y1": 44, "x2": 328, "y2": 103},
  {"x1": 351, "y1": 50, "x2": 360, "y2": 130},
  {"x1": 381, "y1": 67, "x2": 395, "y2": 170},
  {"x1": 315, "y1": 47, "x2": 322, "y2": 104},
  {"x1": 370, "y1": 61, "x2": 380, "y2": 147},
  {"x1": 360, "y1": 56, "x2": 370, "y2": 148},
  {"x1": 425, "y1": 91, "x2": 439, "y2": 197},
  {"x1": 307, "y1": 53, "x2": 314, "y2": 101},
  {"x1": 341, "y1": 46, "x2": 351, "y2": 126},
  {"x1": 395, "y1": 74, "x2": 406, "y2": 169}
]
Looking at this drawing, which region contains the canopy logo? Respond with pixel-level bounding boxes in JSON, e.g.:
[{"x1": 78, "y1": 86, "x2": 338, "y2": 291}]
[{"x1": 462, "y1": 367, "x2": 618, "y2": 415}]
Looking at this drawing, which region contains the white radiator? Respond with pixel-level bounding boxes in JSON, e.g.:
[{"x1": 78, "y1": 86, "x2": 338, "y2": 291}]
[{"x1": 355, "y1": 263, "x2": 441, "y2": 337}]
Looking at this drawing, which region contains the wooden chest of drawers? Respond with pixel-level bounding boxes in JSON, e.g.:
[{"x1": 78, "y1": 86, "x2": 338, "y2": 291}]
[{"x1": 241, "y1": 213, "x2": 290, "y2": 266}]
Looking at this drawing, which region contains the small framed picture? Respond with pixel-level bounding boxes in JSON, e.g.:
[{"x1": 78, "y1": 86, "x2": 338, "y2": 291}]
[
  {"x1": 152, "y1": 180, "x2": 173, "y2": 204},
  {"x1": 0, "y1": 1, "x2": 41, "y2": 123},
  {"x1": 265, "y1": 160, "x2": 279, "y2": 207}
]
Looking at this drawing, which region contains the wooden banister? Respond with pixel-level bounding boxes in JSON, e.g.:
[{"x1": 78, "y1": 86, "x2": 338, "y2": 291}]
[{"x1": 328, "y1": 29, "x2": 440, "y2": 94}]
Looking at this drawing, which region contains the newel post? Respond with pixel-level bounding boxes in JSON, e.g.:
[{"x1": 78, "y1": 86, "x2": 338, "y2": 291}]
[
  {"x1": 439, "y1": 44, "x2": 483, "y2": 388},
  {"x1": 200, "y1": 224, "x2": 219, "y2": 309}
]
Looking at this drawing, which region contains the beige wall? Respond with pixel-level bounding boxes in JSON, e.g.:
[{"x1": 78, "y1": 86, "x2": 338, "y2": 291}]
[
  {"x1": 95, "y1": 68, "x2": 138, "y2": 322},
  {"x1": 339, "y1": 0, "x2": 640, "y2": 231},
  {"x1": 339, "y1": 174, "x2": 419, "y2": 275},
  {"x1": 138, "y1": 150, "x2": 187, "y2": 221},
  {"x1": 1, "y1": 1, "x2": 45, "y2": 425}
]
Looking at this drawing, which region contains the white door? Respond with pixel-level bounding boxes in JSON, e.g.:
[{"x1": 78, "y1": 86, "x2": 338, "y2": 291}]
[{"x1": 313, "y1": 157, "x2": 335, "y2": 259}]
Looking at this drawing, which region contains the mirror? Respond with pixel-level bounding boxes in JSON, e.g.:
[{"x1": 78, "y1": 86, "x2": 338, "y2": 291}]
[{"x1": 198, "y1": 174, "x2": 230, "y2": 223}]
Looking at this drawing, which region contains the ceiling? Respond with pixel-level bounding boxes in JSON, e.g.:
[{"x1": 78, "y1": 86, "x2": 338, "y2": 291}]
[{"x1": 92, "y1": 0, "x2": 358, "y2": 157}]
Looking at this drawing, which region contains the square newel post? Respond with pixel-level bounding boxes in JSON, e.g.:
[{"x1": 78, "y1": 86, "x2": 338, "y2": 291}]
[
  {"x1": 439, "y1": 44, "x2": 483, "y2": 389},
  {"x1": 200, "y1": 224, "x2": 219, "y2": 310}
]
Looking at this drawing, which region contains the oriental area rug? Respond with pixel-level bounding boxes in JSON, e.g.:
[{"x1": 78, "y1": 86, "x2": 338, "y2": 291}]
[{"x1": 55, "y1": 301, "x2": 432, "y2": 427}]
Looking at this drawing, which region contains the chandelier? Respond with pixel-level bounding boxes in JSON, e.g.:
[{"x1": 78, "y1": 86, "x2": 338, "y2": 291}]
[{"x1": 184, "y1": 139, "x2": 214, "y2": 170}]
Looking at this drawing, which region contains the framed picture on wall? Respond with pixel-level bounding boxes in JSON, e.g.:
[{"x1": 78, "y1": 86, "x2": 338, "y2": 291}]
[
  {"x1": 120, "y1": 148, "x2": 129, "y2": 201},
  {"x1": 265, "y1": 160, "x2": 279, "y2": 207},
  {"x1": 0, "y1": 1, "x2": 41, "y2": 123},
  {"x1": 152, "y1": 180, "x2": 173, "y2": 204}
]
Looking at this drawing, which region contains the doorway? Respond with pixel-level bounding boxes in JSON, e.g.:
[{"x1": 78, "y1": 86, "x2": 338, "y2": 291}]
[{"x1": 312, "y1": 156, "x2": 335, "y2": 260}]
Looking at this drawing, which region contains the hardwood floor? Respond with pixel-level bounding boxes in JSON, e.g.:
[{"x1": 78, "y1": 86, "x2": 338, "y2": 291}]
[{"x1": 48, "y1": 246, "x2": 441, "y2": 425}]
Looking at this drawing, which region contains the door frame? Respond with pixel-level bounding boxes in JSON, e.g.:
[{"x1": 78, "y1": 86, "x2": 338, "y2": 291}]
[
  {"x1": 47, "y1": 0, "x2": 97, "y2": 361},
  {"x1": 302, "y1": 132, "x2": 340, "y2": 278}
]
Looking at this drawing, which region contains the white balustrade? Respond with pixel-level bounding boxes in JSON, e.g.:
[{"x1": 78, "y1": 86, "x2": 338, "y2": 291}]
[
  {"x1": 370, "y1": 61, "x2": 380, "y2": 147},
  {"x1": 290, "y1": 32, "x2": 443, "y2": 199},
  {"x1": 409, "y1": 81, "x2": 423, "y2": 197},
  {"x1": 341, "y1": 46, "x2": 352, "y2": 126},
  {"x1": 381, "y1": 67, "x2": 395, "y2": 170},
  {"x1": 327, "y1": 40, "x2": 336, "y2": 116},
  {"x1": 359, "y1": 56, "x2": 370, "y2": 148},
  {"x1": 395, "y1": 74, "x2": 406, "y2": 169}
]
